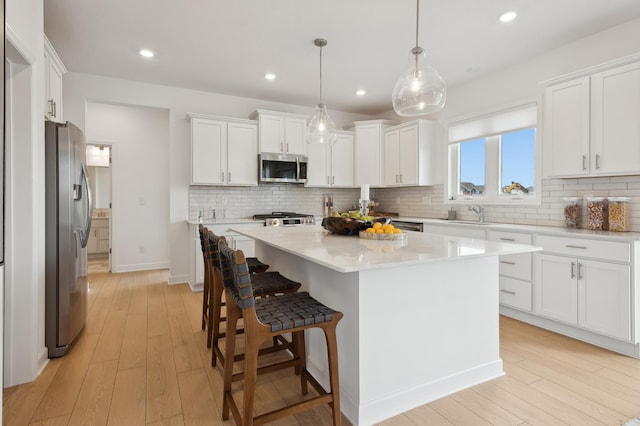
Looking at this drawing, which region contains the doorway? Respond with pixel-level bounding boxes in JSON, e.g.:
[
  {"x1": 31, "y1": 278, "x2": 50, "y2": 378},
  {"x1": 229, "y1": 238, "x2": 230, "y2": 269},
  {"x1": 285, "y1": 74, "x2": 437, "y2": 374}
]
[{"x1": 86, "y1": 143, "x2": 112, "y2": 273}]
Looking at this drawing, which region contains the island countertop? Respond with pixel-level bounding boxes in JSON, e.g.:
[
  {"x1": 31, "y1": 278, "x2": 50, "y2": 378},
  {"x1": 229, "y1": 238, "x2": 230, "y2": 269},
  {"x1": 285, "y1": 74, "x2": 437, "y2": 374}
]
[{"x1": 229, "y1": 224, "x2": 540, "y2": 273}]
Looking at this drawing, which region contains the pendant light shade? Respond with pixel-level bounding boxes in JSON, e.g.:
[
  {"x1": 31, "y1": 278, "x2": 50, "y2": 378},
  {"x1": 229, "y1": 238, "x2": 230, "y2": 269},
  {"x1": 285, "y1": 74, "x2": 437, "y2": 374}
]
[
  {"x1": 392, "y1": 0, "x2": 447, "y2": 116},
  {"x1": 307, "y1": 39, "x2": 337, "y2": 144}
]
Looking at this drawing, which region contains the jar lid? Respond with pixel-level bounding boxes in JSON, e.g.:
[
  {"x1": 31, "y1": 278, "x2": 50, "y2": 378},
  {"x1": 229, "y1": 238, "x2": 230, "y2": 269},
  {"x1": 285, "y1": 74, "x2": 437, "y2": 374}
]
[
  {"x1": 585, "y1": 196, "x2": 606, "y2": 201},
  {"x1": 563, "y1": 197, "x2": 579, "y2": 201},
  {"x1": 607, "y1": 197, "x2": 630, "y2": 202}
]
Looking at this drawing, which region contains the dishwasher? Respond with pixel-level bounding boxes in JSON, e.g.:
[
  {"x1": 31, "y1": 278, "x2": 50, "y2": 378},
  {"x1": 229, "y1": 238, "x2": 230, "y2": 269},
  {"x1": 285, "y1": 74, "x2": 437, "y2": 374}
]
[{"x1": 390, "y1": 220, "x2": 424, "y2": 232}]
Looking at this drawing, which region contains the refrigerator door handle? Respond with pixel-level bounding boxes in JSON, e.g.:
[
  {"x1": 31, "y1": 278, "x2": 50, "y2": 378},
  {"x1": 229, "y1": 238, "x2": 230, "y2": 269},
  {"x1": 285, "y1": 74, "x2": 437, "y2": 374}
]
[{"x1": 79, "y1": 163, "x2": 93, "y2": 248}]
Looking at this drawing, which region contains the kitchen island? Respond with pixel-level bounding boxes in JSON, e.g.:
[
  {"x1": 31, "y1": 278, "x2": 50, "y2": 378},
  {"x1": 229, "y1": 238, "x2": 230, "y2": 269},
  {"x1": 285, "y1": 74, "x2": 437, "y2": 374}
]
[{"x1": 229, "y1": 224, "x2": 540, "y2": 425}]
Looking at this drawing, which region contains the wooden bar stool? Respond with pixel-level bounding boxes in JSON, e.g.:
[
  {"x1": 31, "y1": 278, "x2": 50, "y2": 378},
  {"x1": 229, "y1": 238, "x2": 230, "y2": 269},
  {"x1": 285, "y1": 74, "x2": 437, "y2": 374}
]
[
  {"x1": 218, "y1": 242, "x2": 343, "y2": 426},
  {"x1": 206, "y1": 231, "x2": 301, "y2": 364},
  {"x1": 199, "y1": 225, "x2": 271, "y2": 348}
]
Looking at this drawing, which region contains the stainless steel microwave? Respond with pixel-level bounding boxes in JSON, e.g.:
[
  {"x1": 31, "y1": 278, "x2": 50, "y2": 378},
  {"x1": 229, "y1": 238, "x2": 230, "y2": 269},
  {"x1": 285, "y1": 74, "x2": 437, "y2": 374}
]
[{"x1": 259, "y1": 153, "x2": 308, "y2": 183}]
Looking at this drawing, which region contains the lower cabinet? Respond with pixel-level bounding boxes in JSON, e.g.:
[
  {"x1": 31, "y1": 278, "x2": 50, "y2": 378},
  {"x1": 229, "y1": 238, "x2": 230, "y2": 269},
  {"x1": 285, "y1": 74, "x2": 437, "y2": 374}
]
[
  {"x1": 534, "y1": 237, "x2": 631, "y2": 341},
  {"x1": 192, "y1": 223, "x2": 257, "y2": 290},
  {"x1": 88, "y1": 218, "x2": 109, "y2": 256},
  {"x1": 488, "y1": 230, "x2": 533, "y2": 312}
]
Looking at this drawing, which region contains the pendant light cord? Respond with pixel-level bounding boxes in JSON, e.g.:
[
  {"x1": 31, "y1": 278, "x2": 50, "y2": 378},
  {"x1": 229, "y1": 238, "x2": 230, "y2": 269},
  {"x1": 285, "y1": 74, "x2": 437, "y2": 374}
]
[
  {"x1": 319, "y1": 45, "x2": 323, "y2": 105},
  {"x1": 415, "y1": 0, "x2": 420, "y2": 48}
]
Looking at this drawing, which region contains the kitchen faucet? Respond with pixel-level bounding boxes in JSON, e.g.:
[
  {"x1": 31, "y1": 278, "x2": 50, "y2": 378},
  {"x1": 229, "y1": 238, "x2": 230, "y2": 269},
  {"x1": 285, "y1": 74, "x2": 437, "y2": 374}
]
[{"x1": 468, "y1": 205, "x2": 485, "y2": 223}]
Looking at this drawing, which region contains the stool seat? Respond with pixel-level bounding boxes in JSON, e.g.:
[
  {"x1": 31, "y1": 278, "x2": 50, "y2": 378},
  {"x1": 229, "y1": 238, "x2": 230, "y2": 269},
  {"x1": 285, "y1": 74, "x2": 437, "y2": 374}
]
[
  {"x1": 250, "y1": 272, "x2": 301, "y2": 298},
  {"x1": 255, "y1": 292, "x2": 337, "y2": 332},
  {"x1": 246, "y1": 257, "x2": 269, "y2": 274}
]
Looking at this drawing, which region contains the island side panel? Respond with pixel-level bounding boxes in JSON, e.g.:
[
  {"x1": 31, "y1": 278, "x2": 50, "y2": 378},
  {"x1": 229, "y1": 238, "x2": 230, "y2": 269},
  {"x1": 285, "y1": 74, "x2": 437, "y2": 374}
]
[
  {"x1": 356, "y1": 255, "x2": 503, "y2": 425},
  {"x1": 253, "y1": 242, "x2": 362, "y2": 424}
]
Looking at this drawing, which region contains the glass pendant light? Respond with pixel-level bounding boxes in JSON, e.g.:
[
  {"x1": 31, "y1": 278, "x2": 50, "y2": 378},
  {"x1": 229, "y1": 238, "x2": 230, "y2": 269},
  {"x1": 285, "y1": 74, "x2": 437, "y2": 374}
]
[
  {"x1": 307, "y1": 38, "x2": 337, "y2": 144},
  {"x1": 392, "y1": 0, "x2": 447, "y2": 116}
]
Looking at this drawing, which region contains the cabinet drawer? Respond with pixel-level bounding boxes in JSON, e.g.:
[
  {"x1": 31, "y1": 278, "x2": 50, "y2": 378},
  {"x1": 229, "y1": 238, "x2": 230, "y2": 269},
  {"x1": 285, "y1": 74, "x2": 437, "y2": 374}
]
[
  {"x1": 535, "y1": 234, "x2": 630, "y2": 262},
  {"x1": 499, "y1": 277, "x2": 532, "y2": 311},
  {"x1": 489, "y1": 231, "x2": 532, "y2": 280}
]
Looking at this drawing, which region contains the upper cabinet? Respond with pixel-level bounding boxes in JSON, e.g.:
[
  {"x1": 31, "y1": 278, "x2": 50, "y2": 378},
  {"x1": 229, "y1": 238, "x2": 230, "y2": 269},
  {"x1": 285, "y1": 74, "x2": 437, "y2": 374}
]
[
  {"x1": 543, "y1": 58, "x2": 640, "y2": 178},
  {"x1": 306, "y1": 131, "x2": 354, "y2": 188},
  {"x1": 353, "y1": 120, "x2": 396, "y2": 187},
  {"x1": 250, "y1": 110, "x2": 307, "y2": 155},
  {"x1": 44, "y1": 36, "x2": 67, "y2": 123},
  {"x1": 383, "y1": 120, "x2": 439, "y2": 186},
  {"x1": 187, "y1": 113, "x2": 258, "y2": 186}
]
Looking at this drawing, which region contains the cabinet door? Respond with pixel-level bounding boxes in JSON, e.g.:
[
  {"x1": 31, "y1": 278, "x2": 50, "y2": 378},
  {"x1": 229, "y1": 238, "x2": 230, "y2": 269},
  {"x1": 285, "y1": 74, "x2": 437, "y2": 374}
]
[
  {"x1": 48, "y1": 62, "x2": 64, "y2": 123},
  {"x1": 306, "y1": 142, "x2": 329, "y2": 187},
  {"x1": 355, "y1": 124, "x2": 383, "y2": 186},
  {"x1": 591, "y1": 62, "x2": 640, "y2": 176},
  {"x1": 191, "y1": 119, "x2": 226, "y2": 184},
  {"x1": 284, "y1": 116, "x2": 307, "y2": 155},
  {"x1": 384, "y1": 129, "x2": 400, "y2": 186},
  {"x1": 331, "y1": 133, "x2": 354, "y2": 187},
  {"x1": 259, "y1": 114, "x2": 285, "y2": 153},
  {"x1": 543, "y1": 77, "x2": 590, "y2": 177},
  {"x1": 87, "y1": 229, "x2": 99, "y2": 254},
  {"x1": 399, "y1": 125, "x2": 419, "y2": 185},
  {"x1": 578, "y1": 259, "x2": 630, "y2": 340},
  {"x1": 227, "y1": 122, "x2": 258, "y2": 185},
  {"x1": 535, "y1": 254, "x2": 578, "y2": 324}
]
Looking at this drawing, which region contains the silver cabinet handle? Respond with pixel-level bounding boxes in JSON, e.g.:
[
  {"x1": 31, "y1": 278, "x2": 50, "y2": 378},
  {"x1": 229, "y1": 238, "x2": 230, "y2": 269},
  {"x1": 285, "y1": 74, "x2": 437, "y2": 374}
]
[
  {"x1": 399, "y1": 173, "x2": 403, "y2": 183},
  {"x1": 280, "y1": 142, "x2": 284, "y2": 152},
  {"x1": 500, "y1": 260, "x2": 516, "y2": 265},
  {"x1": 53, "y1": 100, "x2": 57, "y2": 118},
  {"x1": 332, "y1": 176, "x2": 335, "y2": 184},
  {"x1": 286, "y1": 143, "x2": 289, "y2": 153},
  {"x1": 570, "y1": 261, "x2": 576, "y2": 279},
  {"x1": 326, "y1": 176, "x2": 330, "y2": 184},
  {"x1": 566, "y1": 245, "x2": 587, "y2": 249},
  {"x1": 221, "y1": 172, "x2": 225, "y2": 182},
  {"x1": 500, "y1": 289, "x2": 516, "y2": 295},
  {"x1": 499, "y1": 237, "x2": 516, "y2": 242},
  {"x1": 582, "y1": 155, "x2": 587, "y2": 171},
  {"x1": 595, "y1": 154, "x2": 601, "y2": 169},
  {"x1": 48, "y1": 99, "x2": 55, "y2": 117},
  {"x1": 228, "y1": 172, "x2": 231, "y2": 183},
  {"x1": 578, "y1": 262, "x2": 584, "y2": 280}
]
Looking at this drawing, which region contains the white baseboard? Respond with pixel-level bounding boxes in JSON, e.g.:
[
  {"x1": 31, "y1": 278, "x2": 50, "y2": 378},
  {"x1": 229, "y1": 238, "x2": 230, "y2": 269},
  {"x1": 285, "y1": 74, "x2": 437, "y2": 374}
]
[{"x1": 112, "y1": 261, "x2": 169, "y2": 273}]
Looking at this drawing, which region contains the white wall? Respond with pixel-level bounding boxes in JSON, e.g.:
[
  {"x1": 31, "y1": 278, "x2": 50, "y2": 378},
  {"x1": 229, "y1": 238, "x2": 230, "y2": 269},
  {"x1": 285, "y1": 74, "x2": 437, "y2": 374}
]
[
  {"x1": 63, "y1": 73, "x2": 375, "y2": 284},
  {"x1": 4, "y1": 0, "x2": 47, "y2": 387},
  {"x1": 86, "y1": 102, "x2": 170, "y2": 272}
]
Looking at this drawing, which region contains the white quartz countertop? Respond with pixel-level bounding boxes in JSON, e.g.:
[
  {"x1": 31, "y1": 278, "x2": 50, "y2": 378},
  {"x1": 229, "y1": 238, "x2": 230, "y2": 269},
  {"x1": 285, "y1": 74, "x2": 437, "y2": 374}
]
[
  {"x1": 394, "y1": 217, "x2": 640, "y2": 242},
  {"x1": 229, "y1": 224, "x2": 541, "y2": 273}
]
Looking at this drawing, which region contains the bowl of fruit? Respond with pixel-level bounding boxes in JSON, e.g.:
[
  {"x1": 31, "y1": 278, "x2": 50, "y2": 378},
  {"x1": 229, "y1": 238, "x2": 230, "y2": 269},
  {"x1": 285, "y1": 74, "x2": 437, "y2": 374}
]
[{"x1": 321, "y1": 212, "x2": 390, "y2": 236}]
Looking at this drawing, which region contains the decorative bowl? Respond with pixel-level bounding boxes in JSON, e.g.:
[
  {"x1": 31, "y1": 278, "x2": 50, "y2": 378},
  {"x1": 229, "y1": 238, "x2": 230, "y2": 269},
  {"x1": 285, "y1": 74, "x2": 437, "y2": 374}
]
[{"x1": 321, "y1": 216, "x2": 390, "y2": 236}]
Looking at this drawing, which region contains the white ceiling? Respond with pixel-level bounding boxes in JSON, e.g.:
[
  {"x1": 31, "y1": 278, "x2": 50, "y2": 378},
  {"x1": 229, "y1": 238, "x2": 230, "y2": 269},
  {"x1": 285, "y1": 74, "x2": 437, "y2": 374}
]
[{"x1": 44, "y1": 0, "x2": 640, "y2": 116}]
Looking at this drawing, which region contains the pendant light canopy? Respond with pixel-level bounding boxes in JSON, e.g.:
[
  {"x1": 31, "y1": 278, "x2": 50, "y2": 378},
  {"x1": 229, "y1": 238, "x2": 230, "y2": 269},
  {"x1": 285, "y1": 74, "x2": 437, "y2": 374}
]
[
  {"x1": 307, "y1": 38, "x2": 337, "y2": 144},
  {"x1": 392, "y1": 0, "x2": 447, "y2": 116}
]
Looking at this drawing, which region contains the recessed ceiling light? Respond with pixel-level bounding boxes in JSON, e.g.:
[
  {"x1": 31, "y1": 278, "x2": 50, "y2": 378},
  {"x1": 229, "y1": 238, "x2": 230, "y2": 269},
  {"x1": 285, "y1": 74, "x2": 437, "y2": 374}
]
[
  {"x1": 356, "y1": 89, "x2": 366, "y2": 96},
  {"x1": 498, "y1": 11, "x2": 517, "y2": 23},
  {"x1": 139, "y1": 49, "x2": 154, "y2": 58},
  {"x1": 265, "y1": 73, "x2": 276, "y2": 80}
]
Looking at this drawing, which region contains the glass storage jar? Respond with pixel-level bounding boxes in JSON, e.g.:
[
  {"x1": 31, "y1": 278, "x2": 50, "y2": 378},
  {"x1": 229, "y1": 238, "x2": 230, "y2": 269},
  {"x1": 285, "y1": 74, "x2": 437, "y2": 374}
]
[
  {"x1": 585, "y1": 197, "x2": 608, "y2": 230},
  {"x1": 608, "y1": 197, "x2": 630, "y2": 232},
  {"x1": 562, "y1": 197, "x2": 581, "y2": 228}
]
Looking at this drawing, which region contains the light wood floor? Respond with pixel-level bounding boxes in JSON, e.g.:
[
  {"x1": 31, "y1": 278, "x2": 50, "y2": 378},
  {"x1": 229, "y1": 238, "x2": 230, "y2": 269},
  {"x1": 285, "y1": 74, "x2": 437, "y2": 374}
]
[{"x1": 3, "y1": 269, "x2": 640, "y2": 425}]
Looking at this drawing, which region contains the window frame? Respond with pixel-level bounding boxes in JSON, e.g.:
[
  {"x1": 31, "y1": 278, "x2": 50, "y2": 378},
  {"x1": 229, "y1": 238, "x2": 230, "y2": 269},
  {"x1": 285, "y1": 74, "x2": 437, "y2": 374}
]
[{"x1": 445, "y1": 100, "x2": 542, "y2": 207}]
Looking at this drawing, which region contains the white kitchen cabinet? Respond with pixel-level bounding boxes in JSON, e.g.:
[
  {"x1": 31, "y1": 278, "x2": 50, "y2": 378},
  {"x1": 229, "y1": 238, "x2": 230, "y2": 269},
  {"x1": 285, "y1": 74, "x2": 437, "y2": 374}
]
[
  {"x1": 543, "y1": 59, "x2": 640, "y2": 178},
  {"x1": 187, "y1": 113, "x2": 258, "y2": 186},
  {"x1": 250, "y1": 109, "x2": 307, "y2": 155},
  {"x1": 306, "y1": 131, "x2": 354, "y2": 187},
  {"x1": 88, "y1": 218, "x2": 109, "y2": 256},
  {"x1": 590, "y1": 61, "x2": 640, "y2": 176},
  {"x1": 44, "y1": 36, "x2": 67, "y2": 123},
  {"x1": 534, "y1": 235, "x2": 631, "y2": 340},
  {"x1": 384, "y1": 120, "x2": 438, "y2": 186},
  {"x1": 488, "y1": 230, "x2": 533, "y2": 312},
  {"x1": 191, "y1": 223, "x2": 259, "y2": 291},
  {"x1": 353, "y1": 120, "x2": 396, "y2": 187}
]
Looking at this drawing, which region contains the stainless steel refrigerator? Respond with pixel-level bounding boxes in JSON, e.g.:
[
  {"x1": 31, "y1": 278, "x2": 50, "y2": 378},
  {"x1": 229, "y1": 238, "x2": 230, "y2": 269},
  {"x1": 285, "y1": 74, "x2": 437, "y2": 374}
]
[{"x1": 45, "y1": 120, "x2": 93, "y2": 358}]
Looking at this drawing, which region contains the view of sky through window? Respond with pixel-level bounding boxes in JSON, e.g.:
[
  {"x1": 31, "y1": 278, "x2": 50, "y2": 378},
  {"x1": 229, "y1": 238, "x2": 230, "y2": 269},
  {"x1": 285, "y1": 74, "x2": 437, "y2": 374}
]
[
  {"x1": 501, "y1": 128, "x2": 535, "y2": 192},
  {"x1": 459, "y1": 138, "x2": 485, "y2": 194}
]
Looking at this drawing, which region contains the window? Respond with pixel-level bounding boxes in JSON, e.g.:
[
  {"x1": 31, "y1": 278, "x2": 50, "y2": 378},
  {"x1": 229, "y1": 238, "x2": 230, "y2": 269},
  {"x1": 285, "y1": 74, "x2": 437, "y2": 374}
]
[{"x1": 447, "y1": 103, "x2": 540, "y2": 205}]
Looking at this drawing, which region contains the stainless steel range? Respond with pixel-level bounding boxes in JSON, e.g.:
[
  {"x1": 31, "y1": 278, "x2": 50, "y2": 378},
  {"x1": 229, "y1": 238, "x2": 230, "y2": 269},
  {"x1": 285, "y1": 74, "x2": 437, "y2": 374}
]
[{"x1": 253, "y1": 212, "x2": 315, "y2": 227}]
